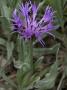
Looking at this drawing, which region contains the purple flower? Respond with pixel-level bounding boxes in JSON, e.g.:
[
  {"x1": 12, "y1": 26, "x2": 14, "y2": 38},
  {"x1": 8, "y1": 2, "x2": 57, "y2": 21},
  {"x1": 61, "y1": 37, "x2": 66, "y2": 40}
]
[{"x1": 12, "y1": 1, "x2": 56, "y2": 46}]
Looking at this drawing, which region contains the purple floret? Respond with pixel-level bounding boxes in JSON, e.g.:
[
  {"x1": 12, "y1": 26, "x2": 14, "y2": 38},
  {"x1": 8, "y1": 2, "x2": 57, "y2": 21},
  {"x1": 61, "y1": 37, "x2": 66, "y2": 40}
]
[{"x1": 12, "y1": 1, "x2": 56, "y2": 46}]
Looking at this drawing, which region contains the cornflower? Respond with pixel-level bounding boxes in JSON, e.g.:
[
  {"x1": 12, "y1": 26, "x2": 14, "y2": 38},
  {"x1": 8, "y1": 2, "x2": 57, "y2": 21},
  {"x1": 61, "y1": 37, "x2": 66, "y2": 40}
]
[{"x1": 12, "y1": 1, "x2": 56, "y2": 46}]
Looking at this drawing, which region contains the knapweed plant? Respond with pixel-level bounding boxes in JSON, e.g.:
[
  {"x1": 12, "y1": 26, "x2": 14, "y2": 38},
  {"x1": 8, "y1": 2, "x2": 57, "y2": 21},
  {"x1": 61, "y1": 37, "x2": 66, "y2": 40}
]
[{"x1": 11, "y1": 0, "x2": 57, "y2": 90}]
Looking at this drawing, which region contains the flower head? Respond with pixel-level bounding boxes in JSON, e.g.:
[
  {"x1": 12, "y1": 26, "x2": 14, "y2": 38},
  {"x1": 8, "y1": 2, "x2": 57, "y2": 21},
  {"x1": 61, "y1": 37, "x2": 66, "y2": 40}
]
[{"x1": 12, "y1": 1, "x2": 56, "y2": 46}]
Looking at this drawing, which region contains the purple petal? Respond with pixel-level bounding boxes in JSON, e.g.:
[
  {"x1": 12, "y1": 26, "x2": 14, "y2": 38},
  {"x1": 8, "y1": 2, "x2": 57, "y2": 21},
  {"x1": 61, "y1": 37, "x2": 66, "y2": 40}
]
[
  {"x1": 32, "y1": 3, "x2": 38, "y2": 20},
  {"x1": 12, "y1": 9, "x2": 22, "y2": 28}
]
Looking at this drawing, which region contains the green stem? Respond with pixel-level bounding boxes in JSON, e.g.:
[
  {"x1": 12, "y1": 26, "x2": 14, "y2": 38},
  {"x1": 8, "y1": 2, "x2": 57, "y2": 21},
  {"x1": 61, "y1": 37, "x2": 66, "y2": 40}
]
[
  {"x1": 22, "y1": 39, "x2": 33, "y2": 72},
  {"x1": 17, "y1": 39, "x2": 33, "y2": 90}
]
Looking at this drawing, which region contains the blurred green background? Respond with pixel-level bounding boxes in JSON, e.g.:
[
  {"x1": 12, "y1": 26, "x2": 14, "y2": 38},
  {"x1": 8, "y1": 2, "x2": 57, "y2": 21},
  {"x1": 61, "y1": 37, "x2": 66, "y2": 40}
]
[{"x1": 0, "y1": 0, "x2": 67, "y2": 90}]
